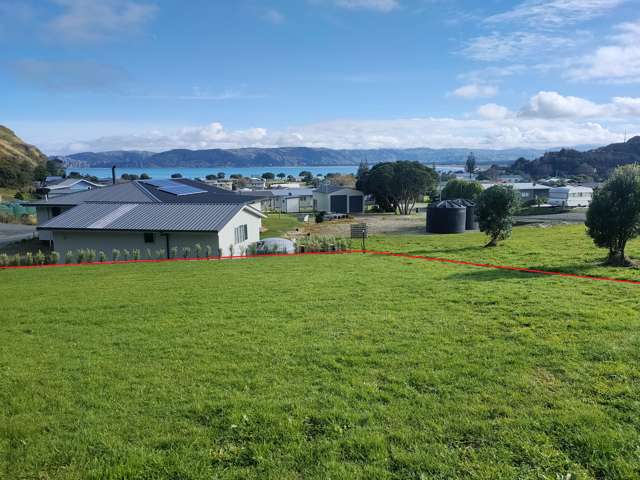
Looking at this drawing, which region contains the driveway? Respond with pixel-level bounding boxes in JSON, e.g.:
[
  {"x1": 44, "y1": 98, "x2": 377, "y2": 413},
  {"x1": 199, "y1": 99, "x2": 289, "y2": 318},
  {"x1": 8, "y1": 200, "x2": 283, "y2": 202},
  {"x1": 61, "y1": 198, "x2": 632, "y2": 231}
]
[
  {"x1": 0, "y1": 223, "x2": 37, "y2": 247},
  {"x1": 515, "y1": 211, "x2": 586, "y2": 225}
]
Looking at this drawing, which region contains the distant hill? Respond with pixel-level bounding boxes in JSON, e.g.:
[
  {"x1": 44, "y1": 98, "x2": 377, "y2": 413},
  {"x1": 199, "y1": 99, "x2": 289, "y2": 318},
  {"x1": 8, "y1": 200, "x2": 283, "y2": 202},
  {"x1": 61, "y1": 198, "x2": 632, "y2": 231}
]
[
  {"x1": 60, "y1": 146, "x2": 558, "y2": 168},
  {"x1": 511, "y1": 137, "x2": 640, "y2": 179},
  {"x1": 0, "y1": 126, "x2": 48, "y2": 187}
]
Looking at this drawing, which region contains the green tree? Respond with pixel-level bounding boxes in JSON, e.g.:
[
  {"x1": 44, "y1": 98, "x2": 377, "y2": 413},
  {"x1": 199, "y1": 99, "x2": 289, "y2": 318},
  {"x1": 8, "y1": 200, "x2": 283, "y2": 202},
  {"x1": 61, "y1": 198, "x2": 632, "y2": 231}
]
[
  {"x1": 171, "y1": 173, "x2": 183, "y2": 179},
  {"x1": 355, "y1": 161, "x2": 369, "y2": 191},
  {"x1": 465, "y1": 152, "x2": 476, "y2": 177},
  {"x1": 262, "y1": 172, "x2": 275, "y2": 180},
  {"x1": 586, "y1": 164, "x2": 640, "y2": 266},
  {"x1": 441, "y1": 179, "x2": 484, "y2": 201},
  {"x1": 360, "y1": 161, "x2": 438, "y2": 214},
  {"x1": 217, "y1": 172, "x2": 225, "y2": 179},
  {"x1": 476, "y1": 185, "x2": 520, "y2": 247},
  {"x1": 277, "y1": 172, "x2": 286, "y2": 179},
  {"x1": 140, "y1": 173, "x2": 151, "y2": 180}
]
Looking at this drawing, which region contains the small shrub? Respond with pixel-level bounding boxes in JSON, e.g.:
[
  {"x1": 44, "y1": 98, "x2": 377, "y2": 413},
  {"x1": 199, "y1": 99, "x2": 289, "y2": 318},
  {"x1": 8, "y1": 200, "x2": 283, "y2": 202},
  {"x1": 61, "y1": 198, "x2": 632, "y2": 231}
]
[
  {"x1": 122, "y1": 249, "x2": 130, "y2": 261},
  {"x1": 10, "y1": 254, "x2": 21, "y2": 266},
  {"x1": 77, "y1": 250, "x2": 86, "y2": 263},
  {"x1": 87, "y1": 250, "x2": 97, "y2": 263},
  {"x1": 0, "y1": 253, "x2": 9, "y2": 267},
  {"x1": 34, "y1": 250, "x2": 46, "y2": 265},
  {"x1": 145, "y1": 248, "x2": 152, "y2": 259},
  {"x1": 49, "y1": 251, "x2": 60, "y2": 264},
  {"x1": 315, "y1": 211, "x2": 326, "y2": 223},
  {"x1": 112, "y1": 249, "x2": 121, "y2": 261},
  {"x1": 156, "y1": 249, "x2": 166, "y2": 259},
  {"x1": 170, "y1": 247, "x2": 178, "y2": 259},
  {"x1": 246, "y1": 243, "x2": 257, "y2": 256},
  {"x1": 194, "y1": 243, "x2": 203, "y2": 258},
  {"x1": 228, "y1": 244, "x2": 234, "y2": 257},
  {"x1": 65, "y1": 251, "x2": 74, "y2": 264},
  {"x1": 132, "y1": 249, "x2": 140, "y2": 260},
  {"x1": 98, "y1": 251, "x2": 106, "y2": 262},
  {"x1": 24, "y1": 252, "x2": 34, "y2": 266},
  {"x1": 182, "y1": 247, "x2": 191, "y2": 258},
  {"x1": 205, "y1": 245, "x2": 213, "y2": 257}
]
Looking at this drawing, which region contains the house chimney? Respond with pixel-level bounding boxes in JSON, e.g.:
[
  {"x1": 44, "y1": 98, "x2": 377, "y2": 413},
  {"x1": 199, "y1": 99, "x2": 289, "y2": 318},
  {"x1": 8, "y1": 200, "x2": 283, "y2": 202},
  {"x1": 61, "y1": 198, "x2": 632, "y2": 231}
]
[{"x1": 112, "y1": 165, "x2": 116, "y2": 185}]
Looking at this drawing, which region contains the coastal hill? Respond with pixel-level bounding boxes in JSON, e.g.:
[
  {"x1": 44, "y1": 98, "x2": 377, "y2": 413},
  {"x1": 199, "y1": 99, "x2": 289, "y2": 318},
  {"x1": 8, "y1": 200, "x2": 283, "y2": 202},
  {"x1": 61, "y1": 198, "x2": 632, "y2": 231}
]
[
  {"x1": 0, "y1": 126, "x2": 48, "y2": 187},
  {"x1": 61, "y1": 146, "x2": 555, "y2": 168},
  {"x1": 510, "y1": 137, "x2": 640, "y2": 179}
]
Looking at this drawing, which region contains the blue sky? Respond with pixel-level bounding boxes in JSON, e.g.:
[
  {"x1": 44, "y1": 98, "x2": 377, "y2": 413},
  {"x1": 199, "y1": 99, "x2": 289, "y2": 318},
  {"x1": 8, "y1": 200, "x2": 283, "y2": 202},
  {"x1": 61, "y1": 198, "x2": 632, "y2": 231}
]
[{"x1": 2, "y1": 0, "x2": 640, "y2": 154}]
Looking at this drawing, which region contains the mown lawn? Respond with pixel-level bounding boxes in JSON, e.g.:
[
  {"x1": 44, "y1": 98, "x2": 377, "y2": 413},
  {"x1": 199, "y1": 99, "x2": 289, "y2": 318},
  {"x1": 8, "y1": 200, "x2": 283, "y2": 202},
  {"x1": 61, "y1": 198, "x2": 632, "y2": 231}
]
[
  {"x1": 261, "y1": 213, "x2": 302, "y2": 238},
  {"x1": 1, "y1": 225, "x2": 640, "y2": 479}
]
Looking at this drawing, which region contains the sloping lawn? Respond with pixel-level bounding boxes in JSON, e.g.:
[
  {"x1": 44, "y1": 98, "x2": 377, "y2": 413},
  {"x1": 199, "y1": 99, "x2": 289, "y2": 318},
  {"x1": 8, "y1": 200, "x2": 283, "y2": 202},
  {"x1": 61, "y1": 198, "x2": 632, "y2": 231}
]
[{"x1": 1, "y1": 225, "x2": 640, "y2": 479}]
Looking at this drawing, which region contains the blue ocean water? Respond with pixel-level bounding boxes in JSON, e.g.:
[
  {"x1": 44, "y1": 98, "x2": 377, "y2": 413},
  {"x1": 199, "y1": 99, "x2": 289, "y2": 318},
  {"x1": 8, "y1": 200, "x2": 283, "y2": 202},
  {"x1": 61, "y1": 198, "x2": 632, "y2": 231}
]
[{"x1": 69, "y1": 164, "x2": 466, "y2": 180}]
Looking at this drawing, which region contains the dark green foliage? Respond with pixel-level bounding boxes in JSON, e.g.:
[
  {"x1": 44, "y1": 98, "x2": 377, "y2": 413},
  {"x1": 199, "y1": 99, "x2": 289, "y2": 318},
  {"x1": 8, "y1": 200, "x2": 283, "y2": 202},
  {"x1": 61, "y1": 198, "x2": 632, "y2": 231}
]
[
  {"x1": 359, "y1": 161, "x2": 438, "y2": 214},
  {"x1": 277, "y1": 172, "x2": 286, "y2": 179},
  {"x1": 586, "y1": 164, "x2": 640, "y2": 265},
  {"x1": 262, "y1": 172, "x2": 275, "y2": 180},
  {"x1": 476, "y1": 185, "x2": 520, "y2": 247},
  {"x1": 441, "y1": 179, "x2": 484, "y2": 201},
  {"x1": 465, "y1": 152, "x2": 476, "y2": 175},
  {"x1": 139, "y1": 173, "x2": 151, "y2": 180},
  {"x1": 171, "y1": 173, "x2": 183, "y2": 179}
]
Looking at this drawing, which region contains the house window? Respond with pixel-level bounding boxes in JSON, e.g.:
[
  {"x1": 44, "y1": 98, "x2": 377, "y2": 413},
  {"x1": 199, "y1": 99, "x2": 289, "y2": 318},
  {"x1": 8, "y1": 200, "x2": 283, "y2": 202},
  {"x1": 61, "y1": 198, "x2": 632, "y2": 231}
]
[
  {"x1": 234, "y1": 224, "x2": 248, "y2": 244},
  {"x1": 144, "y1": 233, "x2": 155, "y2": 243}
]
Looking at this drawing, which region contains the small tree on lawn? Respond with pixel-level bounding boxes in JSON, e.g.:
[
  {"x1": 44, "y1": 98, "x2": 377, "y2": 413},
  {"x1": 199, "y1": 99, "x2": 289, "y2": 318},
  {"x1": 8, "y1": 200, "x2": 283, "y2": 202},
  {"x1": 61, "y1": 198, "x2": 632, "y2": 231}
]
[
  {"x1": 476, "y1": 185, "x2": 519, "y2": 247},
  {"x1": 586, "y1": 164, "x2": 640, "y2": 266},
  {"x1": 465, "y1": 152, "x2": 477, "y2": 178}
]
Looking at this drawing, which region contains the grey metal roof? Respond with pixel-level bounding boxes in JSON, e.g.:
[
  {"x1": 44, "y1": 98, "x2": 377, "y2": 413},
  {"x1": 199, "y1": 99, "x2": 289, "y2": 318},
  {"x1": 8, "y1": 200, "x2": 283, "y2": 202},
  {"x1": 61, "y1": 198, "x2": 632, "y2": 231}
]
[
  {"x1": 38, "y1": 202, "x2": 263, "y2": 232},
  {"x1": 26, "y1": 182, "x2": 157, "y2": 206},
  {"x1": 316, "y1": 184, "x2": 361, "y2": 194},
  {"x1": 268, "y1": 188, "x2": 315, "y2": 197},
  {"x1": 136, "y1": 179, "x2": 262, "y2": 204}
]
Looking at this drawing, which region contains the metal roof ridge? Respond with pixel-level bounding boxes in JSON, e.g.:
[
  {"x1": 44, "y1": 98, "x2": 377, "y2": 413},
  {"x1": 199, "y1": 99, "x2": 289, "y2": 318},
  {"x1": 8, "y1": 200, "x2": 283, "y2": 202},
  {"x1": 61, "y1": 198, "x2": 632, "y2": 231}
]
[{"x1": 132, "y1": 180, "x2": 162, "y2": 202}]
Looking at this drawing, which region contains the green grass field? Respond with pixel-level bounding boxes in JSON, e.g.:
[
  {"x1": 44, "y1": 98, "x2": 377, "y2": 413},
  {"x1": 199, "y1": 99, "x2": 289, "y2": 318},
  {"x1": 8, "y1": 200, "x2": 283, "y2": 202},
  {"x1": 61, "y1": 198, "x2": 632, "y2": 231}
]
[
  {"x1": 262, "y1": 214, "x2": 302, "y2": 238},
  {"x1": 2, "y1": 225, "x2": 640, "y2": 479}
]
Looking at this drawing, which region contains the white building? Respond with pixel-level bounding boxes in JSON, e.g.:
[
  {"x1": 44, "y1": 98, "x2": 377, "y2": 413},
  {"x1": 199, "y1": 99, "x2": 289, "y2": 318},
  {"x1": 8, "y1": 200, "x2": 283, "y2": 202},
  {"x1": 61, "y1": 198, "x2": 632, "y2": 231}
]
[{"x1": 549, "y1": 186, "x2": 593, "y2": 207}]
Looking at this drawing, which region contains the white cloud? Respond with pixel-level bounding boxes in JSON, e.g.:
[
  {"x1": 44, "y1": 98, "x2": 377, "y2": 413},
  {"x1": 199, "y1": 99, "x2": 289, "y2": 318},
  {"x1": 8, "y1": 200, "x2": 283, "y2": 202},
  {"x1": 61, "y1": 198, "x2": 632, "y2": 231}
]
[
  {"x1": 461, "y1": 31, "x2": 582, "y2": 62},
  {"x1": 486, "y1": 0, "x2": 624, "y2": 27},
  {"x1": 333, "y1": 0, "x2": 399, "y2": 12},
  {"x1": 48, "y1": 0, "x2": 157, "y2": 42},
  {"x1": 451, "y1": 84, "x2": 498, "y2": 99},
  {"x1": 520, "y1": 91, "x2": 607, "y2": 118},
  {"x1": 477, "y1": 104, "x2": 511, "y2": 120},
  {"x1": 565, "y1": 19, "x2": 640, "y2": 83},
  {"x1": 519, "y1": 91, "x2": 640, "y2": 118}
]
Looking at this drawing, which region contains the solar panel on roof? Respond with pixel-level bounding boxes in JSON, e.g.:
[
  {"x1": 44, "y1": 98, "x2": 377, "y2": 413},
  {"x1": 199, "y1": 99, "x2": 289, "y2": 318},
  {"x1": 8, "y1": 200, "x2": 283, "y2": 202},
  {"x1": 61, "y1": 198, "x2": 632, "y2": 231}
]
[
  {"x1": 158, "y1": 184, "x2": 207, "y2": 196},
  {"x1": 142, "y1": 179, "x2": 175, "y2": 187}
]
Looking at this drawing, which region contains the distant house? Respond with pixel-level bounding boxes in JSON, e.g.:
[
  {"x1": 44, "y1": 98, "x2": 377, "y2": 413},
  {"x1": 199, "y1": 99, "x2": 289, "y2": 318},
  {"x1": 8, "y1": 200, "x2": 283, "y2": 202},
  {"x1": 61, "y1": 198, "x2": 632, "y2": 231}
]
[
  {"x1": 252, "y1": 188, "x2": 315, "y2": 213},
  {"x1": 203, "y1": 179, "x2": 234, "y2": 190},
  {"x1": 41, "y1": 178, "x2": 105, "y2": 198},
  {"x1": 482, "y1": 183, "x2": 550, "y2": 201},
  {"x1": 27, "y1": 178, "x2": 265, "y2": 257},
  {"x1": 246, "y1": 178, "x2": 266, "y2": 189},
  {"x1": 313, "y1": 185, "x2": 365, "y2": 214},
  {"x1": 549, "y1": 186, "x2": 593, "y2": 207}
]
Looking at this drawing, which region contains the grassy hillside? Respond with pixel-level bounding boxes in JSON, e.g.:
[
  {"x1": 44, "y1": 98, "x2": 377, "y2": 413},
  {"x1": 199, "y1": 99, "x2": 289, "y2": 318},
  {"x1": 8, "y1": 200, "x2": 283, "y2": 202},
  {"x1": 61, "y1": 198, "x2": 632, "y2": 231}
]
[
  {"x1": 2, "y1": 226, "x2": 640, "y2": 479},
  {"x1": 0, "y1": 125, "x2": 48, "y2": 187}
]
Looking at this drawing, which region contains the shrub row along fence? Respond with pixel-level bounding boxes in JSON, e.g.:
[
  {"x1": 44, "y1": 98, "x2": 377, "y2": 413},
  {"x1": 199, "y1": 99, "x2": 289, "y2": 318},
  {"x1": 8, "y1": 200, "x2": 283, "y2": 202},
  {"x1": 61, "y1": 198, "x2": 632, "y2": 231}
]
[{"x1": 0, "y1": 237, "x2": 352, "y2": 267}]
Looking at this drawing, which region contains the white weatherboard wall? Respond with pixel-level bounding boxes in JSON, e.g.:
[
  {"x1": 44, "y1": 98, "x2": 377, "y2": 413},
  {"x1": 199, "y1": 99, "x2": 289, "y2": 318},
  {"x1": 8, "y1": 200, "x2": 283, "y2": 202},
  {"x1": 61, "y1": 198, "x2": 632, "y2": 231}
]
[
  {"x1": 50, "y1": 231, "x2": 219, "y2": 262},
  {"x1": 217, "y1": 207, "x2": 262, "y2": 256}
]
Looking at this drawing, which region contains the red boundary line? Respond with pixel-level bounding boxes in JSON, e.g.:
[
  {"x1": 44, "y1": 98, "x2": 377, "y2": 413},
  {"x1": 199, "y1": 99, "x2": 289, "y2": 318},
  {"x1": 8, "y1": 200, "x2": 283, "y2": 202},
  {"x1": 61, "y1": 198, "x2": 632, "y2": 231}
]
[{"x1": 1, "y1": 249, "x2": 638, "y2": 286}]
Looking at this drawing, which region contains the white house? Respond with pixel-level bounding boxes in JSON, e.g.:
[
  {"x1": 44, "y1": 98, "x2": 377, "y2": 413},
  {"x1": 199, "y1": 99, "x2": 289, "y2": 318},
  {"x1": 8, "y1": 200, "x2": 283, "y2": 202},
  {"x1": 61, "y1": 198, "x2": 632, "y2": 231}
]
[
  {"x1": 28, "y1": 178, "x2": 265, "y2": 254},
  {"x1": 549, "y1": 186, "x2": 593, "y2": 207},
  {"x1": 253, "y1": 188, "x2": 315, "y2": 213},
  {"x1": 313, "y1": 185, "x2": 365, "y2": 214},
  {"x1": 482, "y1": 183, "x2": 550, "y2": 201},
  {"x1": 38, "y1": 202, "x2": 265, "y2": 260}
]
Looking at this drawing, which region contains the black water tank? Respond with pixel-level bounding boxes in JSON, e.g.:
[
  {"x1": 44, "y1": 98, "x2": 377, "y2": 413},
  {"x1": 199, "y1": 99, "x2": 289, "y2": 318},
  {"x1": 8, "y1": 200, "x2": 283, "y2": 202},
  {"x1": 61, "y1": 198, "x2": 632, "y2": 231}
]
[
  {"x1": 453, "y1": 199, "x2": 478, "y2": 230},
  {"x1": 426, "y1": 200, "x2": 467, "y2": 234}
]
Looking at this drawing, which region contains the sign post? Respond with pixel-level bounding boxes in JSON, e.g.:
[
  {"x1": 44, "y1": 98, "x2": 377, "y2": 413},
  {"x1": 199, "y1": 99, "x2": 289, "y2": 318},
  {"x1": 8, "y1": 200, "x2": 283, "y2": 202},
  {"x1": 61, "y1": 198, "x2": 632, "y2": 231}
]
[{"x1": 350, "y1": 223, "x2": 368, "y2": 253}]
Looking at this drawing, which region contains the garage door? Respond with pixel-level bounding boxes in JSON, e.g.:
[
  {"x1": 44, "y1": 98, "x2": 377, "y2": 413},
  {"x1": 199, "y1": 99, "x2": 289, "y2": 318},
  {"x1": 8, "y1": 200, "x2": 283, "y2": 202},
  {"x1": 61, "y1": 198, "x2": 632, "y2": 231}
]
[
  {"x1": 330, "y1": 195, "x2": 348, "y2": 213},
  {"x1": 348, "y1": 195, "x2": 363, "y2": 213}
]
